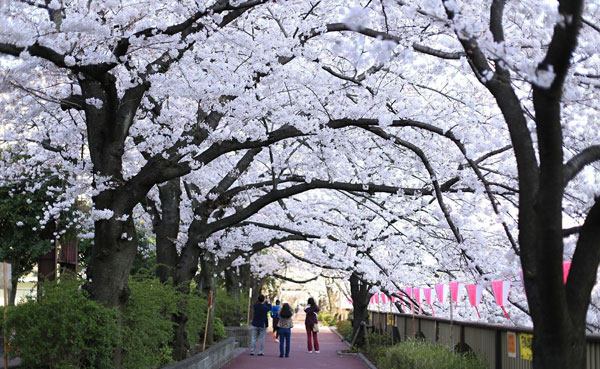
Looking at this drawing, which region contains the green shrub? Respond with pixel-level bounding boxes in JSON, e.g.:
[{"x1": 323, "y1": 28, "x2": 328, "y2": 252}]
[
  {"x1": 186, "y1": 294, "x2": 209, "y2": 347},
  {"x1": 366, "y1": 331, "x2": 392, "y2": 346},
  {"x1": 336, "y1": 320, "x2": 353, "y2": 340},
  {"x1": 213, "y1": 317, "x2": 226, "y2": 341},
  {"x1": 186, "y1": 294, "x2": 226, "y2": 346},
  {"x1": 376, "y1": 340, "x2": 487, "y2": 369},
  {"x1": 214, "y1": 289, "x2": 245, "y2": 326},
  {"x1": 121, "y1": 277, "x2": 179, "y2": 369},
  {"x1": 318, "y1": 312, "x2": 338, "y2": 326},
  {"x1": 3, "y1": 277, "x2": 118, "y2": 369}
]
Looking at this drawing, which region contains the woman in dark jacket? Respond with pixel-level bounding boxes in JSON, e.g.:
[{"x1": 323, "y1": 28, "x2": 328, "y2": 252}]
[
  {"x1": 278, "y1": 303, "x2": 294, "y2": 358},
  {"x1": 304, "y1": 297, "x2": 320, "y2": 353}
]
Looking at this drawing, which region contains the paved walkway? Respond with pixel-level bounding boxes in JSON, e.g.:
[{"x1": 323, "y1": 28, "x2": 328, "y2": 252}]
[{"x1": 223, "y1": 326, "x2": 369, "y2": 369}]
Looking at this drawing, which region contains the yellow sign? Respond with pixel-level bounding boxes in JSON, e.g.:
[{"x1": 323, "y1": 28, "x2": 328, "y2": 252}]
[
  {"x1": 507, "y1": 332, "x2": 516, "y2": 358},
  {"x1": 519, "y1": 333, "x2": 533, "y2": 361}
]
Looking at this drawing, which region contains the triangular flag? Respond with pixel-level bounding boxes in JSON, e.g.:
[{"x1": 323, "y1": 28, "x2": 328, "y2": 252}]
[
  {"x1": 381, "y1": 293, "x2": 388, "y2": 304},
  {"x1": 450, "y1": 282, "x2": 464, "y2": 305},
  {"x1": 405, "y1": 287, "x2": 414, "y2": 313},
  {"x1": 435, "y1": 284, "x2": 448, "y2": 304},
  {"x1": 423, "y1": 288, "x2": 434, "y2": 316},
  {"x1": 374, "y1": 293, "x2": 380, "y2": 304},
  {"x1": 563, "y1": 261, "x2": 571, "y2": 284},
  {"x1": 466, "y1": 284, "x2": 483, "y2": 319},
  {"x1": 414, "y1": 288, "x2": 422, "y2": 314},
  {"x1": 491, "y1": 280, "x2": 511, "y2": 319}
]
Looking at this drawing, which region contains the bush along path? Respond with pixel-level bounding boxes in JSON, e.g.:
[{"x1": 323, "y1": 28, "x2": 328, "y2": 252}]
[{"x1": 223, "y1": 326, "x2": 369, "y2": 369}]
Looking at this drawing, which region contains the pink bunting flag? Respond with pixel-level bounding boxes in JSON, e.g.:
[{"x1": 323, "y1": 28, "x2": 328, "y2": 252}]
[
  {"x1": 450, "y1": 282, "x2": 464, "y2": 306},
  {"x1": 435, "y1": 284, "x2": 448, "y2": 304},
  {"x1": 381, "y1": 293, "x2": 388, "y2": 304},
  {"x1": 374, "y1": 293, "x2": 380, "y2": 304},
  {"x1": 423, "y1": 288, "x2": 434, "y2": 316},
  {"x1": 414, "y1": 288, "x2": 422, "y2": 314},
  {"x1": 347, "y1": 297, "x2": 353, "y2": 304},
  {"x1": 563, "y1": 261, "x2": 571, "y2": 284},
  {"x1": 466, "y1": 284, "x2": 483, "y2": 319},
  {"x1": 491, "y1": 280, "x2": 511, "y2": 319},
  {"x1": 405, "y1": 287, "x2": 414, "y2": 313}
]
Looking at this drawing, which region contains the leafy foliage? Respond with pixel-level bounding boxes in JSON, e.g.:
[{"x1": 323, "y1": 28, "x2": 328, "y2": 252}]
[
  {"x1": 336, "y1": 320, "x2": 353, "y2": 340},
  {"x1": 185, "y1": 292, "x2": 227, "y2": 347},
  {"x1": 214, "y1": 288, "x2": 247, "y2": 326},
  {"x1": 372, "y1": 340, "x2": 486, "y2": 369},
  {"x1": 0, "y1": 172, "x2": 65, "y2": 292},
  {"x1": 121, "y1": 277, "x2": 179, "y2": 369},
  {"x1": 318, "y1": 312, "x2": 338, "y2": 326},
  {"x1": 3, "y1": 274, "x2": 229, "y2": 369},
  {"x1": 3, "y1": 276, "x2": 119, "y2": 369}
]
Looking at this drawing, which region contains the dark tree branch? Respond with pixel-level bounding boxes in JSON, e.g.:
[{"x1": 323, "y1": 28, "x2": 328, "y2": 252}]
[
  {"x1": 563, "y1": 145, "x2": 600, "y2": 186},
  {"x1": 272, "y1": 273, "x2": 319, "y2": 284}
]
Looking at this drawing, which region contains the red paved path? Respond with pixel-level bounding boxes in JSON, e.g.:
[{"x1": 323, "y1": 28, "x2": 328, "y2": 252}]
[{"x1": 223, "y1": 326, "x2": 369, "y2": 369}]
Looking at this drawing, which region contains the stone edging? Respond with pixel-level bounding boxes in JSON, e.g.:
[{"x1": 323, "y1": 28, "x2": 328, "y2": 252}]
[
  {"x1": 162, "y1": 337, "x2": 236, "y2": 369},
  {"x1": 330, "y1": 327, "x2": 378, "y2": 369}
]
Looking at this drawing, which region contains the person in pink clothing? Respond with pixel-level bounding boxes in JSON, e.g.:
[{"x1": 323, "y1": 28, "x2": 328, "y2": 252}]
[{"x1": 304, "y1": 297, "x2": 320, "y2": 353}]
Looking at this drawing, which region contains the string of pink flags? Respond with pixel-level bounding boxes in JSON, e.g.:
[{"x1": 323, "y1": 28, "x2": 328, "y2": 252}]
[{"x1": 354, "y1": 261, "x2": 572, "y2": 320}]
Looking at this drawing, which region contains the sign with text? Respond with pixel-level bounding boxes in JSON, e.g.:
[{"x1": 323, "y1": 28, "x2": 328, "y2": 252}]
[
  {"x1": 507, "y1": 332, "x2": 517, "y2": 358},
  {"x1": 519, "y1": 333, "x2": 533, "y2": 361}
]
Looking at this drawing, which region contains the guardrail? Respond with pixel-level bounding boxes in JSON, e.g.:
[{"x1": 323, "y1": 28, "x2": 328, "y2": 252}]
[{"x1": 368, "y1": 310, "x2": 600, "y2": 369}]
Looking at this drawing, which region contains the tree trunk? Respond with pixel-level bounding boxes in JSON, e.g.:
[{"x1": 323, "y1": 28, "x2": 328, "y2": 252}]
[
  {"x1": 8, "y1": 275, "x2": 17, "y2": 306},
  {"x1": 349, "y1": 272, "x2": 371, "y2": 348},
  {"x1": 198, "y1": 257, "x2": 216, "y2": 346},
  {"x1": 155, "y1": 179, "x2": 181, "y2": 283},
  {"x1": 325, "y1": 280, "x2": 335, "y2": 313},
  {"x1": 172, "y1": 309, "x2": 190, "y2": 361},
  {"x1": 224, "y1": 268, "x2": 242, "y2": 326}
]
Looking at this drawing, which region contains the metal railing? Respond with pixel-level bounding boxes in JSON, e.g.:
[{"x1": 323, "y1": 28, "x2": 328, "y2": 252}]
[{"x1": 368, "y1": 310, "x2": 600, "y2": 369}]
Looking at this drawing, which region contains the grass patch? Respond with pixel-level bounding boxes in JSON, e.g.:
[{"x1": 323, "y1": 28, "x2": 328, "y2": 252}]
[{"x1": 369, "y1": 339, "x2": 486, "y2": 369}]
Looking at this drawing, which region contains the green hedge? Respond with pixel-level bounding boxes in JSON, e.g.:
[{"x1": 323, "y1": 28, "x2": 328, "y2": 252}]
[
  {"x1": 318, "y1": 312, "x2": 338, "y2": 326},
  {"x1": 4, "y1": 276, "x2": 228, "y2": 369},
  {"x1": 370, "y1": 340, "x2": 486, "y2": 369},
  {"x1": 186, "y1": 294, "x2": 226, "y2": 347},
  {"x1": 336, "y1": 320, "x2": 353, "y2": 340},
  {"x1": 122, "y1": 277, "x2": 180, "y2": 369},
  {"x1": 3, "y1": 277, "x2": 119, "y2": 369}
]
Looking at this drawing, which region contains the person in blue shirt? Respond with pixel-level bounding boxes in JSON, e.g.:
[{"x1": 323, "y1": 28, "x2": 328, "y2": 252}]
[
  {"x1": 270, "y1": 299, "x2": 281, "y2": 343},
  {"x1": 249, "y1": 294, "x2": 271, "y2": 356}
]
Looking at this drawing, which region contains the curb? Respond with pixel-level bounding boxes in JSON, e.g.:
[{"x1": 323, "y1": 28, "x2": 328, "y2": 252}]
[{"x1": 329, "y1": 327, "x2": 378, "y2": 369}]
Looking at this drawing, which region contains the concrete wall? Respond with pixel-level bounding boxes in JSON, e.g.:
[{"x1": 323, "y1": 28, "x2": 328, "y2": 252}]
[
  {"x1": 225, "y1": 326, "x2": 252, "y2": 348},
  {"x1": 162, "y1": 337, "x2": 236, "y2": 369}
]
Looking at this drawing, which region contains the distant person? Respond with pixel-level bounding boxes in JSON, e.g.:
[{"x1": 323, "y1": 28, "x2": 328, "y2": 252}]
[
  {"x1": 277, "y1": 303, "x2": 294, "y2": 358},
  {"x1": 271, "y1": 299, "x2": 281, "y2": 343},
  {"x1": 304, "y1": 297, "x2": 321, "y2": 353},
  {"x1": 249, "y1": 294, "x2": 271, "y2": 356}
]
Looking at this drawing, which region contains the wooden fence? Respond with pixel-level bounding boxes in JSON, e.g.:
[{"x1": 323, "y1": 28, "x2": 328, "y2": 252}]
[{"x1": 368, "y1": 310, "x2": 600, "y2": 369}]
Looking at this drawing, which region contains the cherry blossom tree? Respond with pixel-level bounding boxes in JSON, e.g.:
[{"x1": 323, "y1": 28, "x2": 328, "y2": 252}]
[{"x1": 1, "y1": 1, "x2": 599, "y2": 368}]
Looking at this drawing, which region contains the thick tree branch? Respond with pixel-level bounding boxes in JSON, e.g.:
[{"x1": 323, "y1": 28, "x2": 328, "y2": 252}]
[{"x1": 563, "y1": 145, "x2": 600, "y2": 186}]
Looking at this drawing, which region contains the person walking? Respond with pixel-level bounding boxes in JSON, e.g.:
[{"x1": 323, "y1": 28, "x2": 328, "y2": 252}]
[
  {"x1": 277, "y1": 303, "x2": 294, "y2": 358},
  {"x1": 249, "y1": 294, "x2": 271, "y2": 356},
  {"x1": 271, "y1": 299, "x2": 281, "y2": 343},
  {"x1": 304, "y1": 297, "x2": 321, "y2": 353}
]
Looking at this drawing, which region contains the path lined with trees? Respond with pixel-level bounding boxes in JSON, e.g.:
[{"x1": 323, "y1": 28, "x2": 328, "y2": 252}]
[
  {"x1": 1, "y1": 1, "x2": 599, "y2": 369},
  {"x1": 223, "y1": 327, "x2": 369, "y2": 369}
]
